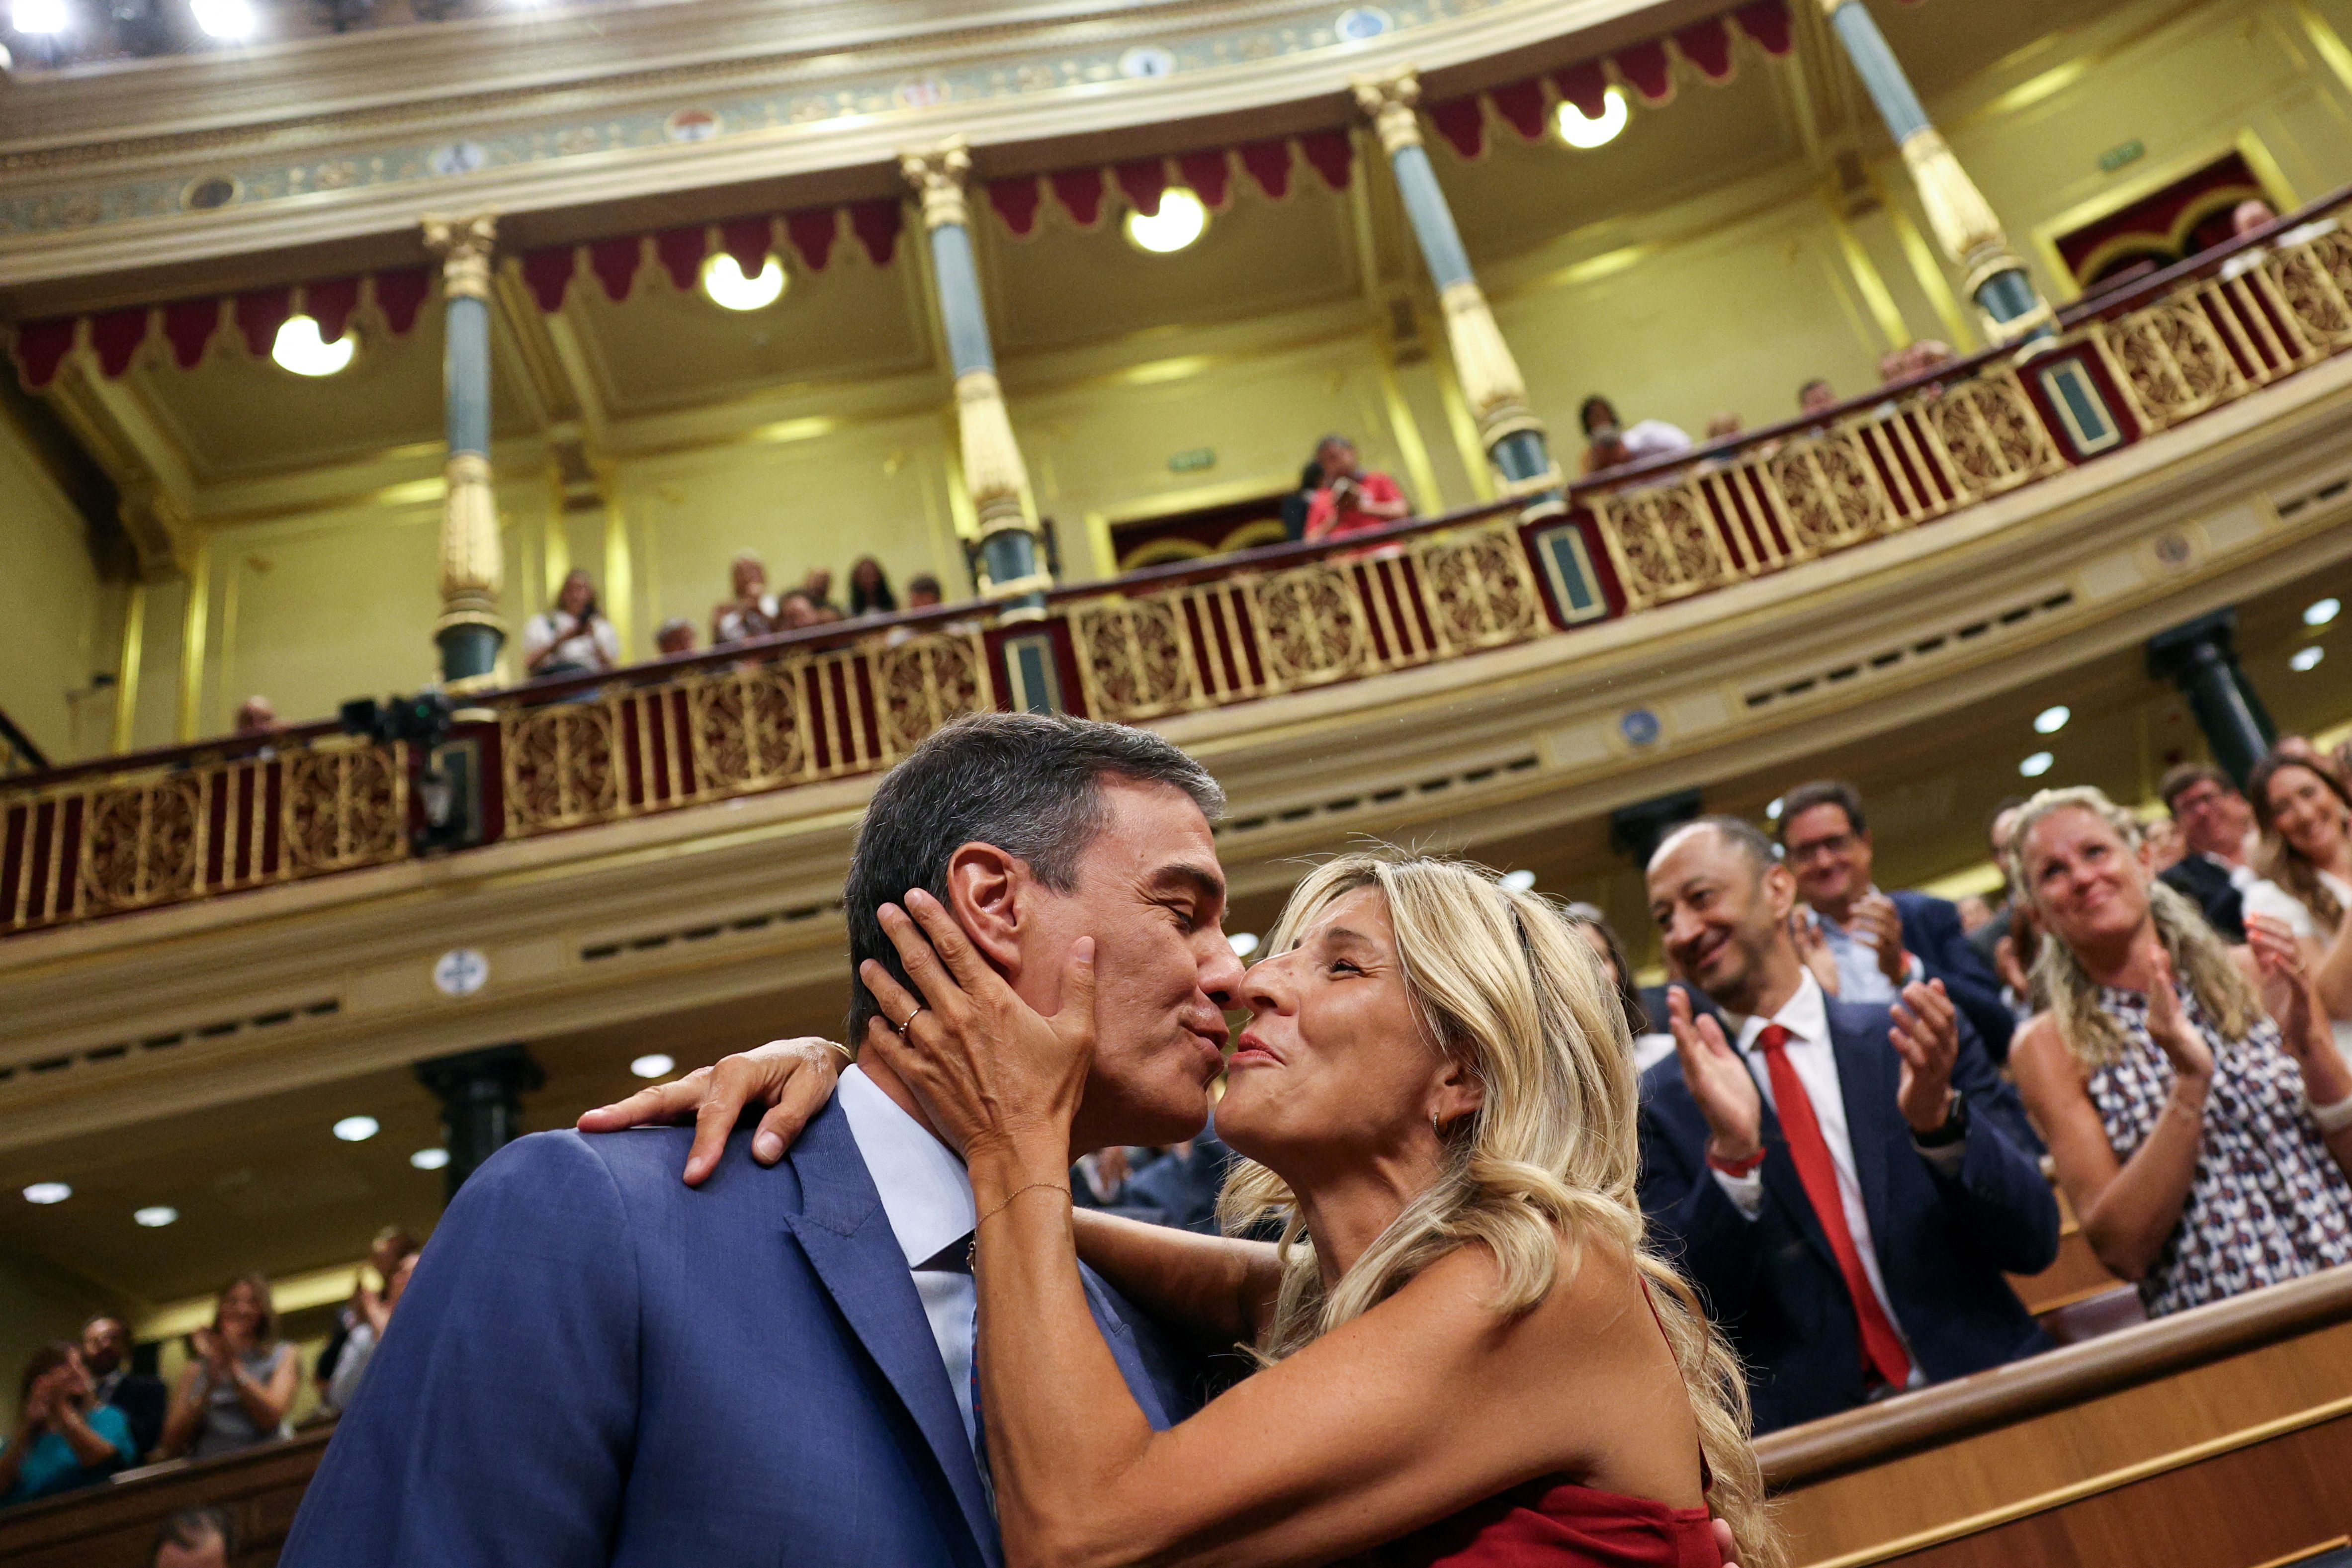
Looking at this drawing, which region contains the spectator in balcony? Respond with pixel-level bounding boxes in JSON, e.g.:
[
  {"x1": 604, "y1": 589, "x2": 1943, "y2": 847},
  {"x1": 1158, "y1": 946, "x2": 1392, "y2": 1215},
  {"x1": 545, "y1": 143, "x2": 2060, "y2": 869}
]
[
  {"x1": 234, "y1": 695, "x2": 280, "y2": 735},
  {"x1": 2233, "y1": 198, "x2": 2278, "y2": 239},
  {"x1": 1578, "y1": 396, "x2": 1693, "y2": 476},
  {"x1": 151, "y1": 1507, "x2": 236, "y2": 1568},
  {"x1": 1640, "y1": 817, "x2": 2057, "y2": 1432},
  {"x1": 2158, "y1": 764, "x2": 2257, "y2": 944},
  {"x1": 654, "y1": 618, "x2": 696, "y2": 658},
  {"x1": 324, "y1": 1249, "x2": 421, "y2": 1418},
  {"x1": 1776, "y1": 780, "x2": 2016, "y2": 1062},
  {"x1": 0, "y1": 1341, "x2": 138, "y2": 1505},
  {"x1": 1301, "y1": 434, "x2": 1410, "y2": 543},
  {"x1": 1704, "y1": 413, "x2": 1743, "y2": 443},
  {"x1": 712, "y1": 553, "x2": 780, "y2": 647},
  {"x1": 159, "y1": 1274, "x2": 299, "y2": 1460},
  {"x1": 1563, "y1": 901, "x2": 1673, "y2": 1073},
  {"x1": 905, "y1": 573, "x2": 945, "y2": 610},
  {"x1": 774, "y1": 589, "x2": 822, "y2": 632},
  {"x1": 2245, "y1": 752, "x2": 2352, "y2": 1041},
  {"x1": 847, "y1": 557, "x2": 898, "y2": 617},
  {"x1": 317, "y1": 1228, "x2": 417, "y2": 1416},
  {"x1": 523, "y1": 569, "x2": 621, "y2": 682},
  {"x1": 801, "y1": 567, "x2": 837, "y2": 616},
  {"x1": 80, "y1": 1314, "x2": 166, "y2": 1461},
  {"x1": 1280, "y1": 455, "x2": 1324, "y2": 541},
  {"x1": 2004, "y1": 787, "x2": 2352, "y2": 1315},
  {"x1": 1798, "y1": 378, "x2": 1838, "y2": 418}
]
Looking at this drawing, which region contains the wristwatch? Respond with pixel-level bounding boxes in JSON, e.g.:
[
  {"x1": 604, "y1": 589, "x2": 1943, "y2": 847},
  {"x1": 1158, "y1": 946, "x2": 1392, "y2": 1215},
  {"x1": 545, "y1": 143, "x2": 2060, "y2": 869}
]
[{"x1": 1913, "y1": 1093, "x2": 1970, "y2": 1148}]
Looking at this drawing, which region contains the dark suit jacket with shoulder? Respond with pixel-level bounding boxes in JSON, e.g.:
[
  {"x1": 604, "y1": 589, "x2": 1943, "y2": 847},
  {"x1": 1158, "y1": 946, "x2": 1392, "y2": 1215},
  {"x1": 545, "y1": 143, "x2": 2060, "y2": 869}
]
[
  {"x1": 2159, "y1": 855, "x2": 2248, "y2": 943},
  {"x1": 1638, "y1": 992, "x2": 2058, "y2": 1433},
  {"x1": 282, "y1": 1104, "x2": 1200, "y2": 1568},
  {"x1": 1889, "y1": 889, "x2": 2016, "y2": 1063}
]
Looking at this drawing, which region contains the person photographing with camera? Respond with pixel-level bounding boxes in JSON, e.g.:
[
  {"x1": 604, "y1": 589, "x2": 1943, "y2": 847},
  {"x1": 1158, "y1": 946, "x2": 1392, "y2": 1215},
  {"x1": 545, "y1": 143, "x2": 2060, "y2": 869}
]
[{"x1": 1302, "y1": 434, "x2": 1411, "y2": 545}]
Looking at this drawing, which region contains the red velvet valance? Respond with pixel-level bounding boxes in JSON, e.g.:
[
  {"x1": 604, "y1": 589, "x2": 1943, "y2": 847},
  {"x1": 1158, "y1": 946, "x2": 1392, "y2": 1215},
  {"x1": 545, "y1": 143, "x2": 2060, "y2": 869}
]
[
  {"x1": 517, "y1": 197, "x2": 904, "y2": 313},
  {"x1": 985, "y1": 130, "x2": 1357, "y2": 237}
]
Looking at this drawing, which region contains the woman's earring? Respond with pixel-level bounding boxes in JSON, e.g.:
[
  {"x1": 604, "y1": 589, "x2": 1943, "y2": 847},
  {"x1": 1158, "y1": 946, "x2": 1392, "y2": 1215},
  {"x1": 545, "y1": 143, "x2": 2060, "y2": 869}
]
[{"x1": 1430, "y1": 1110, "x2": 1444, "y2": 1137}]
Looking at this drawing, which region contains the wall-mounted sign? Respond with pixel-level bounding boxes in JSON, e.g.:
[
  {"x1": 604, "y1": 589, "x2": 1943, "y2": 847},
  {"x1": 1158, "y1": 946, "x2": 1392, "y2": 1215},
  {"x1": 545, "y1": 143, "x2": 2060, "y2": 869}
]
[
  {"x1": 2098, "y1": 139, "x2": 2145, "y2": 175},
  {"x1": 433, "y1": 948, "x2": 490, "y2": 999},
  {"x1": 1168, "y1": 447, "x2": 1216, "y2": 473}
]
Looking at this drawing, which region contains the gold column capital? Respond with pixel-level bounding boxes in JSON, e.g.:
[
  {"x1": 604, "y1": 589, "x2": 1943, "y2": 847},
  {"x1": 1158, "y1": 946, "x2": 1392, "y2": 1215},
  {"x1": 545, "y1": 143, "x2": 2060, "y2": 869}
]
[
  {"x1": 1351, "y1": 67, "x2": 1425, "y2": 156},
  {"x1": 423, "y1": 213, "x2": 499, "y2": 301},
  {"x1": 438, "y1": 450, "x2": 505, "y2": 635},
  {"x1": 901, "y1": 137, "x2": 974, "y2": 232}
]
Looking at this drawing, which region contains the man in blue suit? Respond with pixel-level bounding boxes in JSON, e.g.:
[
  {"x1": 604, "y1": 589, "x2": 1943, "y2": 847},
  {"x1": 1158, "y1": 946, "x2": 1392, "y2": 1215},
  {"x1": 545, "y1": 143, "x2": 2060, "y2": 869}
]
[
  {"x1": 281, "y1": 713, "x2": 1248, "y2": 1568},
  {"x1": 1639, "y1": 817, "x2": 2057, "y2": 1434},
  {"x1": 1776, "y1": 780, "x2": 2017, "y2": 1062}
]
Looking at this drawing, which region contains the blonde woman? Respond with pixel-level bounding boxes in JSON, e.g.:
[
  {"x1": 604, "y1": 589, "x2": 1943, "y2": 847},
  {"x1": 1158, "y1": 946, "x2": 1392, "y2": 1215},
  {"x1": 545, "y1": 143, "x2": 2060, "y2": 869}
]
[
  {"x1": 2245, "y1": 752, "x2": 2352, "y2": 1045},
  {"x1": 159, "y1": 1274, "x2": 299, "y2": 1460},
  {"x1": 603, "y1": 854, "x2": 1778, "y2": 1568},
  {"x1": 2004, "y1": 787, "x2": 2352, "y2": 1315}
]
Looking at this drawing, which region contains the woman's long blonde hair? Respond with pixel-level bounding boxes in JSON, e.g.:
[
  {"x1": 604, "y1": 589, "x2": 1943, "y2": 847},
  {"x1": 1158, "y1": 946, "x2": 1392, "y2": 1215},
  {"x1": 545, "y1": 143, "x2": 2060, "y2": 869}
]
[
  {"x1": 1217, "y1": 852, "x2": 1782, "y2": 1568},
  {"x1": 2005, "y1": 787, "x2": 2262, "y2": 1068}
]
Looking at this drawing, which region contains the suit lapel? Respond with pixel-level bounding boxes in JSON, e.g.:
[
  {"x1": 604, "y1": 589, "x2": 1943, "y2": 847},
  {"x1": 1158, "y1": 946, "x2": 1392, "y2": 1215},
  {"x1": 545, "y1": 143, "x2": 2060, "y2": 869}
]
[
  {"x1": 783, "y1": 1104, "x2": 1000, "y2": 1568},
  {"x1": 1826, "y1": 1005, "x2": 1898, "y2": 1258}
]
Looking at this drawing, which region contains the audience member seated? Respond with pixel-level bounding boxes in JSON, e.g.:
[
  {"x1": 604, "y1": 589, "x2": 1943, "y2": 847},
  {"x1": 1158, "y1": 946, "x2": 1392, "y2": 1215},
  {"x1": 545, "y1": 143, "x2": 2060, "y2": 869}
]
[
  {"x1": 1563, "y1": 901, "x2": 1672, "y2": 1073},
  {"x1": 2235, "y1": 197, "x2": 2278, "y2": 238},
  {"x1": 2158, "y1": 763, "x2": 2258, "y2": 942},
  {"x1": 774, "y1": 589, "x2": 821, "y2": 631},
  {"x1": 846, "y1": 556, "x2": 897, "y2": 616},
  {"x1": 2004, "y1": 787, "x2": 2352, "y2": 1315},
  {"x1": 316, "y1": 1228, "x2": 416, "y2": 1417},
  {"x1": 711, "y1": 552, "x2": 780, "y2": 646},
  {"x1": 1119, "y1": 1132, "x2": 1236, "y2": 1235},
  {"x1": 904, "y1": 573, "x2": 945, "y2": 610},
  {"x1": 1070, "y1": 1143, "x2": 1135, "y2": 1211},
  {"x1": 2246, "y1": 751, "x2": 2352, "y2": 1047},
  {"x1": 653, "y1": 617, "x2": 696, "y2": 657},
  {"x1": 1797, "y1": 378, "x2": 1838, "y2": 418},
  {"x1": 323, "y1": 1251, "x2": 419, "y2": 1417},
  {"x1": 2274, "y1": 732, "x2": 2352, "y2": 790},
  {"x1": 151, "y1": 1507, "x2": 236, "y2": 1568},
  {"x1": 1639, "y1": 817, "x2": 2058, "y2": 1432},
  {"x1": 0, "y1": 1340, "x2": 137, "y2": 1506},
  {"x1": 800, "y1": 566, "x2": 836, "y2": 615},
  {"x1": 522, "y1": 568, "x2": 621, "y2": 681},
  {"x1": 1777, "y1": 779, "x2": 2016, "y2": 1061},
  {"x1": 232, "y1": 695, "x2": 280, "y2": 735},
  {"x1": 159, "y1": 1274, "x2": 299, "y2": 1461},
  {"x1": 1280, "y1": 454, "x2": 1324, "y2": 540},
  {"x1": 1577, "y1": 395, "x2": 1693, "y2": 475},
  {"x1": 81, "y1": 1314, "x2": 166, "y2": 1461},
  {"x1": 1302, "y1": 433, "x2": 1410, "y2": 543}
]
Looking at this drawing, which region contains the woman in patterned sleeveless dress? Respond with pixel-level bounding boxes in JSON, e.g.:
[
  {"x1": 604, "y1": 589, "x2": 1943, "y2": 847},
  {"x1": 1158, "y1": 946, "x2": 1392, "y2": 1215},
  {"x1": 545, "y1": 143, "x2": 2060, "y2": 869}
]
[{"x1": 2004, "y1": 788, "x2": 2352, "y2": 1314}]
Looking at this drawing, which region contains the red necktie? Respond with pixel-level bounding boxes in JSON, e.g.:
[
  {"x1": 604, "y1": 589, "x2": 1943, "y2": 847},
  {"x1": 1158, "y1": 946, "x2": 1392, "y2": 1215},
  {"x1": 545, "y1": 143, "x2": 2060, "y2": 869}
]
[{"x1": 1755, "y1": 1023, "x2": 1914, "y2": 1392}]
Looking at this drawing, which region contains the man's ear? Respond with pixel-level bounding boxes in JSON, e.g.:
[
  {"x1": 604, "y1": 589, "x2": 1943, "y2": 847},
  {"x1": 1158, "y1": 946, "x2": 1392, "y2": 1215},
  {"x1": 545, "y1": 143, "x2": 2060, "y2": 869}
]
[
  {"x1": 941, "y1": 842, "x2": 1028, "y2": 978},
  {"x1": 1762, "y1": 861, "x2": 1798, "y2": 922}
]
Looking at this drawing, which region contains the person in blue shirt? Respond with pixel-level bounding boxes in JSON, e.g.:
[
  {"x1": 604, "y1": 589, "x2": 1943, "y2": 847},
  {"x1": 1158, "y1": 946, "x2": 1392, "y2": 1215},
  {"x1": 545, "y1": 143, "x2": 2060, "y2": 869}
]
[{"x1": 1, "y1": 1341, "x2": 137, "y2": 1507}]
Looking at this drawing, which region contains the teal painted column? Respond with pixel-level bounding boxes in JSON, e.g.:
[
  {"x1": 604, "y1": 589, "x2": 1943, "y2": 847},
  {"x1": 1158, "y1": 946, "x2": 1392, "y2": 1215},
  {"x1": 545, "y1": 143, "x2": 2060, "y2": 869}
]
[
  {"x1": 901, "y1": 140, "x2": 1049, "y2": 618},
  {"x1": 423, "y1": 215, "x2": 506, "y2": 685},
  {"x1": 1354, "y1": 72, "x2": 1561, "y2": 500},
  {"x1": 1821, "y1": 0, "x2": 2053, "y2": 344}
]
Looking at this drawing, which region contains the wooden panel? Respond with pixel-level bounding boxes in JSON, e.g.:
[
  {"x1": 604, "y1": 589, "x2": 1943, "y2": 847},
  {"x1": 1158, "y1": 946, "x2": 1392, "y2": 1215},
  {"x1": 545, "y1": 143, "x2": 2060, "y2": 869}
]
[{"x1": 0, "y1": 1428, "x2": 327, "y2": 1568}]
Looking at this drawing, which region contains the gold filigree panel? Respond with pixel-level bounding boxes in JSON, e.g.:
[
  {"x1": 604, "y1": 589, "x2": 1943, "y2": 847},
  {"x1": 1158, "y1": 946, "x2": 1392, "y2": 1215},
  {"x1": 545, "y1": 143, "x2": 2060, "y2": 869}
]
[
  {"x1": 503, "y1": 702, "x2": 621, "y2": 835},
  {"x1": 1929, "y1": 371, "x2": 2064, "y2": 498},
  {"x1": 1416, "y1": 528, "x2": 1541, "y2": 650},
  {"x1": 2101, "y1": 299, "x2": 2246, "y2": 428},
  {"x1": 688, "y1": 666, "x2": 810, "y2": 797},
  {"x1": 79, "y1": 779, "x2": 201, "y2": 914},
  {"x1": 874, "y1": 634, "x2": 993, "y2": 757},
  {"x1": 1252, "y1": 565, "x2": 1369, "y2": 687},
  {"x1": 1596, "y1": 481, "x2": 1740, "y2": 611},
  {"x1": 283, "y1": 745, "x2": 407, "y2": 869},
  {"x1": 1072, "y1": 597, "x2": 1198, "y2": 722}
]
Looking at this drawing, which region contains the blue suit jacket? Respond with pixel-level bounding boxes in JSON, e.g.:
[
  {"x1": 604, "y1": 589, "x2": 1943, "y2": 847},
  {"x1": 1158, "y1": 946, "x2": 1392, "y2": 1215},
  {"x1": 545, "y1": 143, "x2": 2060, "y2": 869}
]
[
  {"x1": 282, "y1": 1104, "x2": 1198, "y2": 1568},
  {"x1": 1637, "y1": 991, "x2": 2058, "y2": 1433},
  {"x1": 1890, "y1": 889, "x2": 2015, "y2": 1064}
]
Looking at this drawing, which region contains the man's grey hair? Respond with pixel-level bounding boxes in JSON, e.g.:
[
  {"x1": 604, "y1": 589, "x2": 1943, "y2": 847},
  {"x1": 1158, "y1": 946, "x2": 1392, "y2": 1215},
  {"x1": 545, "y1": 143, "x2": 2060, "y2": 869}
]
[
  {"x1": 844, "y1": 712, "x2": 1224, "y2": 1041},
  {"x1": 1652, "y1": 814, "x2": 1779, "y2": 882}
]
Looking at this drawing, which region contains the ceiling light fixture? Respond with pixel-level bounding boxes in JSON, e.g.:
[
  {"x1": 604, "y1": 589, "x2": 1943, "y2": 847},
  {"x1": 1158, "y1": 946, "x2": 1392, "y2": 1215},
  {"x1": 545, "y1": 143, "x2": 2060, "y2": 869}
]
[
  {"x1": 2291, "y1": 645, "x2": 2325, "y2": 672},
  {"x1": 12, "y1": 0, "x2": 70, "y2": 33},
  {"x1": 2019, "y1": 751, "x2": 2055, "y2": 778},
  {"x1": 1765, "y1": 797, "x2": 1783, "y2": 821},
  {"x1": 1556, "y1": 87, "x2": 1630, "y2": 150},
  {"x1": 1498, "y1": 869, "x2": 1538, "y2": 892},
  {"x1": 188, "y1": 0, "x2": 254, "y2": 37},
  {"x1": 1228, "y1": 932, "x2": 1260, "y2": 959},
  {"x1": 630, "y1": 1053, "x2": 677, "y2": 1079},
  {"x1": 410, "y1": 1147, "x2": 450, "y2": 1171},
  {"x1": 23, "y1": 1182, "x2": 71, "y2": 1204},
  {"x1": 134, "y1": 1206, "x2": 178, "y2": 1227},
  {"x1": 272, "y1": 316, "x2": 355, "y2": 376},
  {"x1": 333, "y1": 1115, "x2": 380, "y2": 1142},
  {"x1": 700, "y1": 253, "x2": 785, "y2": 312},
  {"x1": 2034, "y1": 704, "x2": 2071, "y2": 734},
  {"x1": 2306, "y1": 597, "x2": 2342, "y2": 628},
  {"x1": 1125, "y1": 188, "x2": 1209, "y2": 254}
]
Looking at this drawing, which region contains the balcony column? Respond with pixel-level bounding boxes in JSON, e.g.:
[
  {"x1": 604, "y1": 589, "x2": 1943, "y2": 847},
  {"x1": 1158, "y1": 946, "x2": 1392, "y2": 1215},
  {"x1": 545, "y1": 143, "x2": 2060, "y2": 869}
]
[
  {"x1": 414, "y1": 1043, "x2": 544, "y2": 1203},
  {"x1": 422, "y1": 214, "x2": 507, "y2": 687},
  {"x1": 2147, "y1": 610, "x2": 2277, "y2": 787},
  {"x1": 1818, "y1": 0, "x2": 2053, "y2": 345},
  {"x1": 1352, "y1": 70, "x2": 1560, "y2": 499},
  {"x1": 901, "y1": 139, "x2": 1049, "y2": 618}
]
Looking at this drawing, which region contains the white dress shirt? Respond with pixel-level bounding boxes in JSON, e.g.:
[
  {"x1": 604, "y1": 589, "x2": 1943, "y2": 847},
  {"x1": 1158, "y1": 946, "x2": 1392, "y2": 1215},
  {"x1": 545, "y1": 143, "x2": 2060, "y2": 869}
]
[
  {"x1": 836, "y1": 1066, "x2": 983, "y2": 1454},
  {"x1": 1709, "y1": 971, "x2": 1922, "y2": 1381},
  {"x1": 1809, "y1": 890, "x2": 1921, "y2": 1005}
]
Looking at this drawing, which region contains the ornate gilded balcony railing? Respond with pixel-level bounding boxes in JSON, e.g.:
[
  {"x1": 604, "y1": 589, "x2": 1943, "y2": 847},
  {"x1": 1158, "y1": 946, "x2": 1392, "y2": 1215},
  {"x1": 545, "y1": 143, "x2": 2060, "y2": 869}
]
[{"x1": 7, "y1": 183, "x2": 2352, "y2": 938}]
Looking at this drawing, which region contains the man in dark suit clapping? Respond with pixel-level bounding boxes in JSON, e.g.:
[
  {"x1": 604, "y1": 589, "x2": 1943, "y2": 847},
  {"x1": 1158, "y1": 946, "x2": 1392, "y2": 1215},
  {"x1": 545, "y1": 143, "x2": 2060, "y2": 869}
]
[{"x1": 1638, "y1": 817, "x2": 2057, "y2": 1433}]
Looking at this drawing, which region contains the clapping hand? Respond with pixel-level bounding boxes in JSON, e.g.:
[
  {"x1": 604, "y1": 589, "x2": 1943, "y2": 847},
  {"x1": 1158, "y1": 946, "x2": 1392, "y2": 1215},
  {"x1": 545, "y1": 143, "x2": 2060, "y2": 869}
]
[
  {"x1": 1668, "y1": 988, "x2": 1762, "y2": 1164},
  {"x1": 1790, "y1": 910, "x2": 1839, "y2": 997},
  {"x1": 2246, "y1": 915, "x2": 2325, "y2": 1064},
  {"x1": 1889, "y1": 979, "x2": 1959, "y2": 1134},
  {"x1": 1855, "y1": 892, "x2": 1912, "y2": 987},
  {"x1": 2142, "y1": 941, "x2": 2214, "y2": 1085}
]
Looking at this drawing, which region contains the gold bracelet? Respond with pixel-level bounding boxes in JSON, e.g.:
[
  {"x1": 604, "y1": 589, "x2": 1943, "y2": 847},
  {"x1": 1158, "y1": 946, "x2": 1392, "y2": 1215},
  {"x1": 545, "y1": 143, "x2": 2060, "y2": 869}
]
[{"x1": 966, "y1": 1181, "x2": 1069, "y2": 1266}]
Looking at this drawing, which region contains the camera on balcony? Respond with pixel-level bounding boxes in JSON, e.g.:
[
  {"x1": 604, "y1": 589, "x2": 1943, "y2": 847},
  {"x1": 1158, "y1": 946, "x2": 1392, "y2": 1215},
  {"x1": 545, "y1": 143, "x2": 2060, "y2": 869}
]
[{"x1": 340, "y1": 692, "x2": 482, "y2": 856}]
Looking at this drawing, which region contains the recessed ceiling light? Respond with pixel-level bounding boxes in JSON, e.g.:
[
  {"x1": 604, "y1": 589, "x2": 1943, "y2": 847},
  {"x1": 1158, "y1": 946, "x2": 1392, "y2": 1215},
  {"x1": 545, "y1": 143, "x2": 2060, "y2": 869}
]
[
  {"x1": 134, "y1": 1206, "x2": 178, "y2": 1227},
  {"x1": 1765, "y1": 797, "x2": 1783, "y2": 821},
  {"x1": 2034, "y1": 704, "x2": 2071, "y2": 734},
  {"x1": 700, "y1": 253, "x2": 785, "y2": 312},
  {"x1": 1228, "y1": 932, "x2": 1260, "y2": 958},
  {"x1": 2019, "y1": 751, "x2": 2055, "y2": 778},
  {"x1": 12, "y1": 0, "x2": 69, "y2": 34},
  {"x1": 1556, "y1": 87, "x2": 1630, "y2": 150},
  {"x1": 409, "y1": 1147, "x2": 450, "y2": 1171},
  {"x1": 333, "y1": 1115, "x2": 380, "y2": 1142},
  {"x1": 630, "y1": 1053, "x2": 677, "y2": 1079},
  {"x1": 1125, "y1": 188, "x2": 1209, "y2": 254},
  {"x1": 23, "y1": 1182, "x2": 71, "y2": 1205},
  {"x1": 2305, "y1": 598, "x2": 2341, "y2": 627},
  {"x1": 189, "y1": 0, "x2": 254, "y2": 38},
  {"x1": 2291, "y1": 645, "x2": 2325, "y2": 672},
  {"x1": 1498, "y1": 869, "x2": 1538, "y2": 892},
  {"x1": 272, "y1": 316, "x2": 355, "y2": 376}
]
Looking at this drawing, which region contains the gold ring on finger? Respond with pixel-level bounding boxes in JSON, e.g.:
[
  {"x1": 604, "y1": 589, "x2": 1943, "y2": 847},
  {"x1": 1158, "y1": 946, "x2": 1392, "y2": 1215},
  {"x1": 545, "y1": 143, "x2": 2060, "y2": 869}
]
[{"x1": 894, "y1": 1005, "x2": 927, "y2": 1036}]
